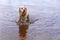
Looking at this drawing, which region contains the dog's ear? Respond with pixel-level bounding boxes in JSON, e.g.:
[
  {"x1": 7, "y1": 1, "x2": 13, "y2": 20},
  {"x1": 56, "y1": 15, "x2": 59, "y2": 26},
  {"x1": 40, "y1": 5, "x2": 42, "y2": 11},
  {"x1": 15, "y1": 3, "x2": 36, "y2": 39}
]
[
  {"x1": 19, "y1": 8, "x2": 21, "y2": 12},
  {"x1": 19, "y1": 8, "x2": 22, "y2": 16}
]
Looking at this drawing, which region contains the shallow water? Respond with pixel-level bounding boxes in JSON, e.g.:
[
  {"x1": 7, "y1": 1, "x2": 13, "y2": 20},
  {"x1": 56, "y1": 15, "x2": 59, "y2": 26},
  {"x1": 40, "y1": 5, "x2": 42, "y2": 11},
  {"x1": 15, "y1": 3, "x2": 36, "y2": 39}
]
[{"x1": 0, "y1": 0, "x2": 60, "y2": 40}]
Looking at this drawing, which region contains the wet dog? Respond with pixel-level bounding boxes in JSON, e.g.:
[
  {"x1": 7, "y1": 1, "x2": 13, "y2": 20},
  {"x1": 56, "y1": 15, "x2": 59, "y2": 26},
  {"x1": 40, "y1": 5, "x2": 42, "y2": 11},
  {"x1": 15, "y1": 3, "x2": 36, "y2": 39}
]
[
  {"x1": 16, "y1": 6, "x2": 29, "y2": 25},
  {"x1": 16, "y1": 6, "x2": 29, "y2": 40}
]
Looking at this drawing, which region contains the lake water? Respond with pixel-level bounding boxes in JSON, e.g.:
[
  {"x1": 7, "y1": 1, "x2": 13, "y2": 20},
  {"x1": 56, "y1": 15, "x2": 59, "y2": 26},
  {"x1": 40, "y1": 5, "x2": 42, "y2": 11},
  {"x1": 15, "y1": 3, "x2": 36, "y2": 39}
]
[{"x1": 0, "y1": 0, "x2": 60, "y2": 40}]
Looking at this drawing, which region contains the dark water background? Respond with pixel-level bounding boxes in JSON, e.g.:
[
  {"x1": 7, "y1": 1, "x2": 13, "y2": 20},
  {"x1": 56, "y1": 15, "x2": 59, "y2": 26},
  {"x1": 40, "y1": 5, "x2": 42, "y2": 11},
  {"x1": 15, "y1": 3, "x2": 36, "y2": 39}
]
[{"x1": 0, "y1": 0, "x2": 60, "y2": 40}]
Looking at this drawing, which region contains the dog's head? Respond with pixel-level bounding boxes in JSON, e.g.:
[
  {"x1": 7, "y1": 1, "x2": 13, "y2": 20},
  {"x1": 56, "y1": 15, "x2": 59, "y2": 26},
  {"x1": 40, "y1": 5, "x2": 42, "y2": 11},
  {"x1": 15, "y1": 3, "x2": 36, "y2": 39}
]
[{"x1": 19, "y1": 6, "x2": 27, "y2": 16}]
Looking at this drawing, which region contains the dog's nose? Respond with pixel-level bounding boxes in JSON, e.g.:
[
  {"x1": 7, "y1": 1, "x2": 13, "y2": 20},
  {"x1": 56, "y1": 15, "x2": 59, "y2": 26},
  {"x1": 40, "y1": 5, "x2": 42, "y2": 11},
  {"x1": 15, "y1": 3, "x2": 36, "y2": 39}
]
[{"x1": 23, "y1": 10, "x2": 25, "y2": 12}]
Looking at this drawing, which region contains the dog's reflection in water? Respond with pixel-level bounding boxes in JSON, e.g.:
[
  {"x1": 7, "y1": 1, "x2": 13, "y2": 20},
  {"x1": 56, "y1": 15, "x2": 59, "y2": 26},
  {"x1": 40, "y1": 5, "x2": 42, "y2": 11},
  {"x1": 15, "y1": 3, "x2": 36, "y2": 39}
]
[{"x1": 18, "y1": 23, "x2": 29, "y2": 40}]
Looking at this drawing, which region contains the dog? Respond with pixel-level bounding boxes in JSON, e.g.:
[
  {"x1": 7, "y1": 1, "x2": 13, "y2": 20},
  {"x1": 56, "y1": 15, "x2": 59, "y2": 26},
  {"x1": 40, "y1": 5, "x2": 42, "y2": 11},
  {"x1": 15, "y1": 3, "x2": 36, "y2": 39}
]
[
  {"x1": 16, "y1": 6, "x2": 29, "y2": 39},
  {"x1": 16, "y1": 6, "x2": 29, "y2": 25}
]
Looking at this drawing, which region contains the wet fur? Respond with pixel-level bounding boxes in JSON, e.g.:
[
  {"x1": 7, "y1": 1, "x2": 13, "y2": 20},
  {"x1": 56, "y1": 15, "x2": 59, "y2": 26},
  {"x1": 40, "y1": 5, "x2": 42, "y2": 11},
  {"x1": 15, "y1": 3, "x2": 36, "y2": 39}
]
[{"x1": 16, "y1": 6, "x2": 29, "y2": 24}]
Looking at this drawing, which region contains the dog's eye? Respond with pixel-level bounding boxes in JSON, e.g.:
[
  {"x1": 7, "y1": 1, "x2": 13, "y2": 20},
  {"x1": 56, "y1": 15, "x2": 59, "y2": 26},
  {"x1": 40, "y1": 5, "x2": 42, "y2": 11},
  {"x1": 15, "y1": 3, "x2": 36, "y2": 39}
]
[{"x1": 21, "y1": 8, "x2": 23, "y2": 9}]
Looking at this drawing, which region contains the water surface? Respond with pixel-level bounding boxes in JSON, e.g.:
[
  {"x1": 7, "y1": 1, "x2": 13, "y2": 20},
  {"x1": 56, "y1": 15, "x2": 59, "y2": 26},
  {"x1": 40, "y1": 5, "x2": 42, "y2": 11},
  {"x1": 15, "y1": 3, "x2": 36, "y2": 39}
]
[{"x1": 0, "y1": 0, "x2": 60, "y2": 40}]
